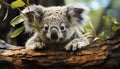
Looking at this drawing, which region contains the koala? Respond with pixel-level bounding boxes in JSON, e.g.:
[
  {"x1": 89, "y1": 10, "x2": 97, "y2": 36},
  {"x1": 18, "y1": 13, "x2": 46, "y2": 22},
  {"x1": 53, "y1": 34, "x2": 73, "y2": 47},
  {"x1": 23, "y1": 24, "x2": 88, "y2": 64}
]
[{"x1": 21, "y1": 4, "x2": 89, "y2": 51}]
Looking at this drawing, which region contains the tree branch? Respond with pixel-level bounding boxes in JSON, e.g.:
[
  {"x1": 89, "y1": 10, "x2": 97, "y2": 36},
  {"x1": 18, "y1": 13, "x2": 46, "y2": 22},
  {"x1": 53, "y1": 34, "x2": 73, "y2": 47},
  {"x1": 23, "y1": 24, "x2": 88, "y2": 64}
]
[{"x1": 0, "y1": 38, "x2": 120, "y2": 69}]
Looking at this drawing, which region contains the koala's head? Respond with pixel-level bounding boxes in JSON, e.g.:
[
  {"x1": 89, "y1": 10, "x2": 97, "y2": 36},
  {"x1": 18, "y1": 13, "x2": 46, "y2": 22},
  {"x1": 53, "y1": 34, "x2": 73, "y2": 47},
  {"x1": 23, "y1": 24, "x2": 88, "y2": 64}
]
[{"x1": 21, "y1": 4, "x2": 88, "y2": 43}]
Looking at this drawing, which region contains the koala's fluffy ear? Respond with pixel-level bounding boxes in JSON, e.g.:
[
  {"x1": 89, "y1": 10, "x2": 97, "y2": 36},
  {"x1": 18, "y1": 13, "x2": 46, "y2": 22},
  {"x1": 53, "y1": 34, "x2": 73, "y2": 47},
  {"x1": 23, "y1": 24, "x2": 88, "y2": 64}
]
[
  {"x1": 67, "y1": 4, "x2": 89, "y2": 25},
  {"x1": 21, "y1": 5, "x2": 44, "y2": 32},
  {"x1": 21, "y1": 5, "x2": 44, "y2": 22}
]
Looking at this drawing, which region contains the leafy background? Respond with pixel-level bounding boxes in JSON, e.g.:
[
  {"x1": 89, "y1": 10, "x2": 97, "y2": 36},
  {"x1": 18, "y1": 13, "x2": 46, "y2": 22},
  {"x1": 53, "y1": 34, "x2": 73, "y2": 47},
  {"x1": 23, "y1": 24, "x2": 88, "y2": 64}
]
[{"x1": 0, "y1": 0, "x2": 120, "y2": 44}]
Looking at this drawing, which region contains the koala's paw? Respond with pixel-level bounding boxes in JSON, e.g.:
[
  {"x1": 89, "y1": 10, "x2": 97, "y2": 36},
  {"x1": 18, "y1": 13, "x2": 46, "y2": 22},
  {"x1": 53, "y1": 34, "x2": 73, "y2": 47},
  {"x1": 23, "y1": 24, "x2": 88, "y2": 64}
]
[
  {"x1": 25, "y1": 41, "x2": 45, "y2": 50},
  {"x1": 65, "y1": 38, "x2": 89, "y2": 51}
]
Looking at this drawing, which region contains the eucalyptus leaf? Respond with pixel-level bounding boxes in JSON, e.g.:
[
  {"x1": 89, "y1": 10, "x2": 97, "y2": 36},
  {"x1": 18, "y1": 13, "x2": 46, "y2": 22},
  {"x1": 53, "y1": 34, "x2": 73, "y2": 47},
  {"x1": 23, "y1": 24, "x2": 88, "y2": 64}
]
[
  {"x1": 84, "y1": 22, "x2": 96, "y2": 34},
  {"x1": 112, "y1": 26, "x2": 119, "y2": 32},
  {"x1": 103, "y1": 16, "x2": 110, "y2": 26},
  {"x1": 98, "y1": 32, "x2": 110, "y2": 40},
  {"x1": 10, "y1": 15, "x2": 25, "y2": 27},
  {"x1": 112, "y1": 17, "x2": 119, "y2": 24},
  {"x1": 27, "y1": 0, "x2": 30, "y2": 4},
  {"x1": 3, "y1": 7, "x2": 8, "y2": 21},
  {"x1": 29, "y1": 22, "x2": 40, "y2": 32},
  {"x1": 107, "y1": 11, "x2": 113, "y2": 19},
  {"x1": 11, "y1": 0, "x2": 25, "y2": 9},
  {"x1": 92, "y1": 37, "x2": 100, "y2": 42},
  {"x1": 80, "y1": 27, "x2": 86, "y2": 33},
  {"x1": 33, "y1": 14, "x2": 40, "y2": 32},
  {"x1": 10, "y1": 26, "x2": 25, "y2": 38},
  {"x1": 102, "y1": 32, "x2": 110, "y2": 40},
  {"x1": 89, "y1": 21, "x2": 96, "y2": 34},
  {"x1": 29, "y1": 23, "x2": 37, "y2": 29},
  {"x1": 103, "y1": 16, "x2": 107, "y2": 23},
  {"x1": 84, "y1": 23, "x2": 92, "y2": 29},
  {"x1": 0, "y1": 4, "x2": 1, "y2": 9}
]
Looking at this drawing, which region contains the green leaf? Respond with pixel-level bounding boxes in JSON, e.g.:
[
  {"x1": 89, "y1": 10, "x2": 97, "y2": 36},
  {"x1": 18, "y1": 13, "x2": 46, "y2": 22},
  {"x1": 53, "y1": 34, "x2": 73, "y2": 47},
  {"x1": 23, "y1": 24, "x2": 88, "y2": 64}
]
[
  {"x1": 27, "y1": 0, "x2": 30, "y2": 4},
  {"x1": 84, "y1": 21, "x2": 94, "y2": 30},
  {"x1": 33, "y1": 14, "x2": 40, "y2": 32},
  {"x1": 83, "y1": 32, "x2": 91, "y2": 37},
  {"x1": 80, "y1": 27, "x2": 86, "y2": 33},
  {"x1": 98, "y1": 32, "x2": 110, "y2": 40},
  {"x1": 10, "y1": 15, "x2": 25, "y2": 27},
  {"x1": 103, "y1": 16, "x2": 107, "y2": 23},
  {"x1": 92, "y1": 37, "x2": 100, "y2": 42},
  {"x1": 84, "y1": 23, "x2": 92, "y2": 29},
  {"x1": 10, "y1": 26, "x2": 25, "y2": 38},
  {"x1": 103, "y1": 15, "x2": 112, "y2": 33},
  {"x1": 11, "y1": 0, "x2": 25, "y2": 9},
  {"x1": 3, "y1": 7, "x2": 8, "y2": 21},
  {"x1": 29, "y1": 23, "x2": 37, "y2": 29},
  {"x1": 89, "y1": 21, "x2": 96, "y2": 34},
  {"x1": 112, "y1": 26, "x2": 119, "y2": 32},
  {"x1": 0, "y1": 4, "x2": 1, "y2": 9},
  {"x1": 112, "y1": 17, "x2": 119, "y2": 24},
  {"x1": 107, "y1": 11, "x2": 113, "y2": 19},
  {"x1": 84, "y1": 21, "x2": 96, "y2": 34},
  {"x1": 103, "y1": 15, "x2": 110, "y2": 26}
]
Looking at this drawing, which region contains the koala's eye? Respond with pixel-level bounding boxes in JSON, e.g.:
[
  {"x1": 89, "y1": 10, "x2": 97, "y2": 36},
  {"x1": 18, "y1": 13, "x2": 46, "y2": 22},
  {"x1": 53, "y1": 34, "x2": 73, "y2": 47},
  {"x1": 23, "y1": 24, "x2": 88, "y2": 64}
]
[
  {"x1": 44, "y1": 24, "x2": 49, "y2": 31},
  {"x1": 60, "y1": 23, "x2": 65, "y2": 31}
]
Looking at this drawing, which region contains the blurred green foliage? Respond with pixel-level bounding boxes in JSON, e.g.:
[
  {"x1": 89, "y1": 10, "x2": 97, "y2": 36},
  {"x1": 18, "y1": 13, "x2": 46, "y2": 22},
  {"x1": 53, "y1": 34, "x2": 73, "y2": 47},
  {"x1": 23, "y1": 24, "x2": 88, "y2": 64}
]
[
  {"x1": 81, "y1": 11, "x2": 120, "y2": 43},
  {"x1": 65, "y1": 0, "x2": 120, "y2": 43}
]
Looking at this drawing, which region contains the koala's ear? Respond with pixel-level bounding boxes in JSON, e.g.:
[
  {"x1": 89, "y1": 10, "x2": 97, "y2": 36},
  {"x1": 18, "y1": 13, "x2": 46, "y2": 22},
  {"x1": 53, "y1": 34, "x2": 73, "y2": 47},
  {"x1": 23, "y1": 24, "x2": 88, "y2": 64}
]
[
  {"x1": 21, "y1": 5, "x2": 44, "y2": 33},
  {"x1": 21, "y1": 5, "x2": 44, "y2": 22},
  {"x1": 66, "y1": 4, "x2": 89, "y2": 24}
]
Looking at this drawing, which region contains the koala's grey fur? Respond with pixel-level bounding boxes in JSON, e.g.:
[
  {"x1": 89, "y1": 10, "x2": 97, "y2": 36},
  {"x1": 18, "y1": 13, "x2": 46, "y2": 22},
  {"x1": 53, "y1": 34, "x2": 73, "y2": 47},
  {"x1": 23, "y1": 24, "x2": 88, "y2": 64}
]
[{"x1": 21, "y1": 4, "x2": 89, "y2": 51}]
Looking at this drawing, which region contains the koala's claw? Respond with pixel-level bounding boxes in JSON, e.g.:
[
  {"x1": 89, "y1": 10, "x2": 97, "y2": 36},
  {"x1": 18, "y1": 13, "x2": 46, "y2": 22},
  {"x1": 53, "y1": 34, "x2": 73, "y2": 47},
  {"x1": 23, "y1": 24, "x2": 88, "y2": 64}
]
[
  {"x1": 65, "y1": 38, "x2": 89, "y2": 51},
  {"x1": 34, "y1": 45, "x2": 47, "y2": 51}
]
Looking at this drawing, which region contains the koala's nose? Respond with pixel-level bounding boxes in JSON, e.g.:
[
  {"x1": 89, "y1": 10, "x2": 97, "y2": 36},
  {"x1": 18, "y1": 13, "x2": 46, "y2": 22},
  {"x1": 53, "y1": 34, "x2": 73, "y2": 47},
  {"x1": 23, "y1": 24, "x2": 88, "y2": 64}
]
[{"x1": 50, "y1": 27, "x2": 58, "y2": 41}]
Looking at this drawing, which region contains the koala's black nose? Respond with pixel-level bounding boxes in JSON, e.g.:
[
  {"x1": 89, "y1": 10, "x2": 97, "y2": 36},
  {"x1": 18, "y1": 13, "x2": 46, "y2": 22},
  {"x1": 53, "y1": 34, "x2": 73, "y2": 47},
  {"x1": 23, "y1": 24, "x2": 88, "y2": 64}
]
[{"x1": 50, "y1": 27, "x2": 58, "y2": 40}]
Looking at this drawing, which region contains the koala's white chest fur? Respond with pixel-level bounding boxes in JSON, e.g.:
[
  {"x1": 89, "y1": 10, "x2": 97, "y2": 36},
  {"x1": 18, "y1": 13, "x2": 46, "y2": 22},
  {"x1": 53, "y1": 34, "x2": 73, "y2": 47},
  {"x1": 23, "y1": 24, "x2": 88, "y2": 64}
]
[{"x1": 21, "y1": 4, "x2": 89, "y2": 51}]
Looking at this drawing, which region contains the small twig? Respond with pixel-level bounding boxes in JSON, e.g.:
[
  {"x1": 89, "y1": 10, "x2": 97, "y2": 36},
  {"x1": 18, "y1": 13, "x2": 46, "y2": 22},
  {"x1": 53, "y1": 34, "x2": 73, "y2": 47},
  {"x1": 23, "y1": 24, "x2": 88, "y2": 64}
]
[
  {"x1": 0, "y1": 1, "x2": 10, "y2": 6},
  {"x1": 26, "y1": 4, "x2": 30, "y2": 13},
  {"x1": 0, "y1": 1, "x2": 27, "y2": 18},
  {"x1": 17, "y1": 8, "x2": 28, "y2": 17}
]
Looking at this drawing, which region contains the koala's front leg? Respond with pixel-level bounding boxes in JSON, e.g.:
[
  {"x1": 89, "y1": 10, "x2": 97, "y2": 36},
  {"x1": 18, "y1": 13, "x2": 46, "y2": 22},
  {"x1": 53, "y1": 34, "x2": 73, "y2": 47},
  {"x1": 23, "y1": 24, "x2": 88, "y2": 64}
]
[
  {"x1": 65, "y1": 28, "x2": 89, "y2": 51},
  {"x1": 65, "y1": 37, "x2": 89, "y2": 51},
  {"x1": 25, "y1": 33, "x2": 45, "y2": 50}
]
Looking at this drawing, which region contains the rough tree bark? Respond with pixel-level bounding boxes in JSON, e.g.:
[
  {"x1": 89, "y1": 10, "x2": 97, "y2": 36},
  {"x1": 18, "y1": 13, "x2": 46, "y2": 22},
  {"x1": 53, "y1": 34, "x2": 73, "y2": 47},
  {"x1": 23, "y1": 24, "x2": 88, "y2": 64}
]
[{"x1": 0, "y1": 29, "x2": 120, "y2": 69}]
